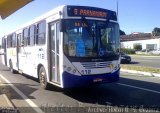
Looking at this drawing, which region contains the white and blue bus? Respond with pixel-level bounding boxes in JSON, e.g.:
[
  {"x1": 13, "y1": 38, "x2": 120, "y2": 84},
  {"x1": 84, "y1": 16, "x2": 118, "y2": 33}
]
[{"x1": 1, "y1": 5, "x2": 120, "y2": 89}]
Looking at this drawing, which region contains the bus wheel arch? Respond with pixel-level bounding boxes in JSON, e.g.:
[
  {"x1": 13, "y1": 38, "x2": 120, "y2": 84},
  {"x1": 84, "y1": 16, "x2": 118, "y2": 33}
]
[{"x1": 38, "y1": 64, "x2": 49, "y2": 89}]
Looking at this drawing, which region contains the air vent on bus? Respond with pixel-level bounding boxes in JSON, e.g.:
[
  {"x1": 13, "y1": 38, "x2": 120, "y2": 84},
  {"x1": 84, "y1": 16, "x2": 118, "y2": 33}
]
[{"x1": 81, "y1": 62, "x2": 111, "y2": 69}]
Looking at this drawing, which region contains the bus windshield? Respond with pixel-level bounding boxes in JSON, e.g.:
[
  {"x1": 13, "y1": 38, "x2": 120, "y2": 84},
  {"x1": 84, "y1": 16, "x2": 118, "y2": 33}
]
[{"x1": 63, "y1": 19, "x2": 120, "y2": 58}]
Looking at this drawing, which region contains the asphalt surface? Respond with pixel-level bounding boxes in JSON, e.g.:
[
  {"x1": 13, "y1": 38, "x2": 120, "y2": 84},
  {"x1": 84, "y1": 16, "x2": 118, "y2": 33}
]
[
  {"x1": 1, "y1": 62, "x2": 160, "y2": 113},
  {"x1": 126, "y1": 55, "x2": 160, "y2": 68}
]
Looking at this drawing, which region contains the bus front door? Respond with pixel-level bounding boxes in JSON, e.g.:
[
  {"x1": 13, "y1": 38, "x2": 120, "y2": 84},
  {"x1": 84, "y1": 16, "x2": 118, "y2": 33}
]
[{"x1": 49, "y1": 22, "x2": 61, "y2": 85}]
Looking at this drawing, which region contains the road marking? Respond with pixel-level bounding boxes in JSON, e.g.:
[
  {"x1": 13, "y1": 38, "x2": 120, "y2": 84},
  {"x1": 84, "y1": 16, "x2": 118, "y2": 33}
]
[
  {"x1": 0, "y1": 74, "x2": 44, "y2": 113},
  {"x1": 117, "y1": 83, "x2": 160, "y2": 94},
  {"x1": 2, "y1": 94, "x2": 14, "y2": 108}
]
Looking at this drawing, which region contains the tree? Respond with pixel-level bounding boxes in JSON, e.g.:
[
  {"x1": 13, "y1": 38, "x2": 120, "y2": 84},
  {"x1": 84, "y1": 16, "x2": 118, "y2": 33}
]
[
  {"x1": 120, "y1": 29, "x2": 126, "y2": 35},
  {"x1": 152, "y1": 27, "x2": 160, "y2": 36},
  {"x1": 133, "y1": 44, "x2": 142, "y2": 51}
]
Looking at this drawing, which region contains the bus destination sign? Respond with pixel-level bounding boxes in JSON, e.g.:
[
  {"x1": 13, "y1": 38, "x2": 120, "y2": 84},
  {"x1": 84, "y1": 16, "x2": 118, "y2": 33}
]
[{"x1": 67, "y1": 6, "x2": 109, "y2": 19}]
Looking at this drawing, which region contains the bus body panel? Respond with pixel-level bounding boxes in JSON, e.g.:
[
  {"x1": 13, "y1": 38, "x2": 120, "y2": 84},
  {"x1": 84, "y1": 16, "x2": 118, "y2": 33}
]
[
  {"x1": 61, "y1": 55, "x2": 120, "y2": 88},
  {"x1": 6, "y1": 48, "x2": 16, "y2": 68},
  {"x1": 18, "y1": 45, "x2": 47, "y2": 78},
  {"x1": 62, "y1": 69, "x2": 120, "y2": 88}
]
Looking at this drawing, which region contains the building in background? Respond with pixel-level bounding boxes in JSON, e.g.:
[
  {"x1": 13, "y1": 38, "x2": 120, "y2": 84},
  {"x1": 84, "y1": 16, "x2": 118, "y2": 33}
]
[{"x1": 121, "y1": 33, "x2": 160, "y2": 51}]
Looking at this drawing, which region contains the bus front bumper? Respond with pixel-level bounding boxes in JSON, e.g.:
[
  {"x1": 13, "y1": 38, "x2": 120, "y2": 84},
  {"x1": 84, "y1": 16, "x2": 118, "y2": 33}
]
[{"x1": 62, "y1": 69, "x2": 120, "y2": 88}]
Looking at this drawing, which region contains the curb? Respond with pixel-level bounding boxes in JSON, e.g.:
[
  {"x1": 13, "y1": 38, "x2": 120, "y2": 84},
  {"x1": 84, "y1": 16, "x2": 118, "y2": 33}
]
[{"x1": 120, "y1": 69, "x2": 160, "y2": 78}]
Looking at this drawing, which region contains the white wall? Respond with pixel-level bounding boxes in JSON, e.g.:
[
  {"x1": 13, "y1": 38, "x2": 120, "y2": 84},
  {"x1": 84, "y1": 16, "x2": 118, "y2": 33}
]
[{"x1": 121, "y1": 38, "x2": 160, "y2": 50}]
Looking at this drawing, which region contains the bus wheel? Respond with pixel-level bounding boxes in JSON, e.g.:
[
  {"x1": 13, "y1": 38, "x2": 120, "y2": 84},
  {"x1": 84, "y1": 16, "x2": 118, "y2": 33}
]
[
  {"x1": 9, "y1": 60, "x2": 16, "y2": 74},
  {"x1": 39, "y1": 66, "x2": 49, "y2": 89}
]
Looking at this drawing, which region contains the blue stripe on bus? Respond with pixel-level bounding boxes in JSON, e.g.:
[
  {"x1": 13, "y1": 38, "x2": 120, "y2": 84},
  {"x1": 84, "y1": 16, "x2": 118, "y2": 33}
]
[{"x1": 62, "y1": 69, "x2": 120, "y2": 88}]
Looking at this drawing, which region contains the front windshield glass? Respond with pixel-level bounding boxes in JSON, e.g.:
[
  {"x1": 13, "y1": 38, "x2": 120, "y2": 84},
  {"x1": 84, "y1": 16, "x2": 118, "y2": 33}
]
[{"x1": 63, "y1": 19, "x2": 120, "y2": 58}]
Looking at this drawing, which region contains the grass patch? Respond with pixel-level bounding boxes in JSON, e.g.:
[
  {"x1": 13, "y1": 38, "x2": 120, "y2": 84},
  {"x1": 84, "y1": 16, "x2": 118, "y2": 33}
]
[{"x1": 121, "y1": 64, "x2": 160, "y2": 74}]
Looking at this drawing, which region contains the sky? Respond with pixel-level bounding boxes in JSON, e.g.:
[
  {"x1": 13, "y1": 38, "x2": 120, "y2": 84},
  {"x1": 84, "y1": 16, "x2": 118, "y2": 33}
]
[{"x1": 0, "y1": 0, "x2": 160, "y2": 37}]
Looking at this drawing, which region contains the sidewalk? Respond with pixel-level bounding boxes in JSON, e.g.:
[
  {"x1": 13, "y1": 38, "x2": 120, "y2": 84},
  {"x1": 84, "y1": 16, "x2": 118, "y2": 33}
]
[
  {"x1": 129, "y1": 54, "x2": 160, "y2": 58},
  {"x1": 121, "y1": 68, "x2": 160, "y2": 77}
]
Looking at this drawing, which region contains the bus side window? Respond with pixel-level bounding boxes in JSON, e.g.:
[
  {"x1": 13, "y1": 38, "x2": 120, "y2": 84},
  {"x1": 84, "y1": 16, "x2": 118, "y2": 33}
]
[
  {"x1": 12, "y1": 33, "x2": 16, "y2": 48},
  {"x1": 29, "y1": 25, "x2": 36, "y2": 46},
  {"x1": 7, "y1": 35, "x2": 12, "y2": 48},
  {"x1": 17, "y1": 33, "x2": 22, "y2": 52},
  {"x1": 23, "y1": 28, "x2": 29, "y2": 46},
  {"x1": 37, "y1": 20, "x2": 46, "y2": 45},
  {"x1": 1, "y1": 37, "x2": 5, "y2": 49}
]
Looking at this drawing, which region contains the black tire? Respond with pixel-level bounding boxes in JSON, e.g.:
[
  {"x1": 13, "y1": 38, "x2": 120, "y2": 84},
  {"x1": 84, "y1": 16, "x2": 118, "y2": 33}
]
[
  {"x1": 9, "y1": 60, "x2": 17, "y2": 74},
  {"x1": 39, "y1": 66, "x2": 49, "y2": 89}
]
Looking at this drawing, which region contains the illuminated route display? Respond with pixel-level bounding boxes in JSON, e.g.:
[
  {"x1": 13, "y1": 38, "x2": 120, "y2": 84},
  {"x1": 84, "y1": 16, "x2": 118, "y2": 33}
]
[{"x1": 67, "y1": 6, "x2": 117, "y2": 20}]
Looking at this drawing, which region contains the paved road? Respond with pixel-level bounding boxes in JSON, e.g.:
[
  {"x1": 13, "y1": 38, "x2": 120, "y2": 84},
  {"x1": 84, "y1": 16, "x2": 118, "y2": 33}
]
[
  {"x1": 1, "y1": 63, "x2": 160, "y2": 113},
  {"x1": 127, "y1": 55, "x2": 160, "y2": 68}
]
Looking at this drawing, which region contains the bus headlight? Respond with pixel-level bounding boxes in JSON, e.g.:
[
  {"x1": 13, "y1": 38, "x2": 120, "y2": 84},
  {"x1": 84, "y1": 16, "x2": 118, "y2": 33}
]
[{"x1": 109, "y1": 64, "x2": 114, "y2": 69}]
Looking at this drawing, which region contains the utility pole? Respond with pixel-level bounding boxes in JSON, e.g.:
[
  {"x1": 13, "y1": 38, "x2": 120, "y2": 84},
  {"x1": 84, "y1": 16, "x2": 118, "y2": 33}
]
[{"x1": 117, "y1": 0, "x2": 119, "y2": 22}]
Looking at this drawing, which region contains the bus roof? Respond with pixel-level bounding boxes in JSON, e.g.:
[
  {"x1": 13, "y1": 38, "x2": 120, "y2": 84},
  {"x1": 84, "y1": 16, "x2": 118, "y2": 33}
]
[{"x1": 2, "y1": 5, "x2": 117, "y2": 36}]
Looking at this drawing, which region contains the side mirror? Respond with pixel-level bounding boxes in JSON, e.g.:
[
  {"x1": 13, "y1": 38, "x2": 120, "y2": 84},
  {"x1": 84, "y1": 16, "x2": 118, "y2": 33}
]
[{"x1": 60, "y1": 19, "x2": 66, "y2": 32}]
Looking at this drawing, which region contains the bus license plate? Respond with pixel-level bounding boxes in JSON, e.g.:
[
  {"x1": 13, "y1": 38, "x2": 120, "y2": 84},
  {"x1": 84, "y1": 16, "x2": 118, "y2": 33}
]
[{"x1": 93, "y1": 78, "x2": 103, "y2": 82}]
